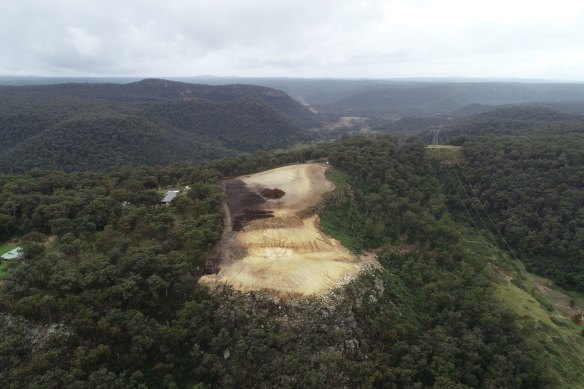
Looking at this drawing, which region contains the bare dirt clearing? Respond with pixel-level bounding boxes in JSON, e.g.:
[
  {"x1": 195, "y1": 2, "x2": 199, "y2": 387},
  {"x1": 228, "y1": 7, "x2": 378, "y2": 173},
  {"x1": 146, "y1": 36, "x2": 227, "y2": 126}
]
[{"x1": 200, "y1": 163, "x2": 377, "y2": 296}]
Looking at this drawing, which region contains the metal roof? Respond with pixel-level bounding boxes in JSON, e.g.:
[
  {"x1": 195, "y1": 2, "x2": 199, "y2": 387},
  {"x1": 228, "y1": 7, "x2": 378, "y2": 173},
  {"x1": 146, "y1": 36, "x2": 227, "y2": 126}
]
[
  {"x1": 161, "y1": 190, "x2": 179, "y2": 203},
  {"x1": 1, "y1": 247, "x2": 23, "y2": 260}
]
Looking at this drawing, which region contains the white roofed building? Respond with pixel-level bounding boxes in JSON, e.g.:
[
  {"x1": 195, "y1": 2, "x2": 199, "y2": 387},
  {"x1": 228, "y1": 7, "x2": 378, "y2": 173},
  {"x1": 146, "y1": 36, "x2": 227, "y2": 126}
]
[
  {"x1": 161, "y1": 190, "x2": 180, "y2": 205},
  {"x1": 1, "y1": 247, "x2": 23, "y2": 260}
]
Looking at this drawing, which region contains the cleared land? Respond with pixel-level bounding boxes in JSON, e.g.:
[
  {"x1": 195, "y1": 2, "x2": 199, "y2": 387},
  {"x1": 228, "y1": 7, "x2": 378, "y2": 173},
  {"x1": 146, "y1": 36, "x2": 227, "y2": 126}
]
[
  {"x1": 200, "y1": 163, "x2": 376, "y2": 296},
  {"x1": 426, "y1": 145, "x2": 465, "y2": 163}
]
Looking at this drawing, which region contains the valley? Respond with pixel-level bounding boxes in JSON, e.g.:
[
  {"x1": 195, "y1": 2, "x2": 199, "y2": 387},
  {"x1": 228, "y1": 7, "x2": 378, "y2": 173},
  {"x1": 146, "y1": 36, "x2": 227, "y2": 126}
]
[
  {"x1": 4, "y1": 0, "x2": 584, "y2": 385},
  {"x1": 2, "y1": 78, "x2": 584, "y2": 388}
]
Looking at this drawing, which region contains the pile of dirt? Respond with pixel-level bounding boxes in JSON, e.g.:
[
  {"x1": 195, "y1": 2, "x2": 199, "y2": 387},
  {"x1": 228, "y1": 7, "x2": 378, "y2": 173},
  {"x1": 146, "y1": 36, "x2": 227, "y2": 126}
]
[
  {"x1": 261, "y1": 188, "x2": 285, "y2": 199},
  {"x1": 233, "y1": 209, "x2": 274, "y2": 231}
]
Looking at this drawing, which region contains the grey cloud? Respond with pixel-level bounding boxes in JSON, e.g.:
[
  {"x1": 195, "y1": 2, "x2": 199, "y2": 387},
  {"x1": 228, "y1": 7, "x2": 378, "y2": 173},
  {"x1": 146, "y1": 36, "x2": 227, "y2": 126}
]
[{"x1": 1, "y1": 0, "x2": 584, "y2": 79}]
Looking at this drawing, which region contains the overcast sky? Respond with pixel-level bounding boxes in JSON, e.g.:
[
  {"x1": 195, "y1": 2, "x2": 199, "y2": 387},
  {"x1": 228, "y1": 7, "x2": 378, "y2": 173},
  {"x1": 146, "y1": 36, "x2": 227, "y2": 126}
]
[{"x1": 1, "y1": 0, "x2": 584, "y2": 80}]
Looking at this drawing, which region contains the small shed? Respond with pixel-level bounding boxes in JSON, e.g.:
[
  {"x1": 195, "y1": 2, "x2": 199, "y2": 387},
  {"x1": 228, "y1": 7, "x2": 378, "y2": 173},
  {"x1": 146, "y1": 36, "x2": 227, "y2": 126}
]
[
  {"x1": 1, "y1": 247, "x2": 23, "y2": 260},
  {"x1": 161, "y1": 190, "x2": 180, "y2": 205}
]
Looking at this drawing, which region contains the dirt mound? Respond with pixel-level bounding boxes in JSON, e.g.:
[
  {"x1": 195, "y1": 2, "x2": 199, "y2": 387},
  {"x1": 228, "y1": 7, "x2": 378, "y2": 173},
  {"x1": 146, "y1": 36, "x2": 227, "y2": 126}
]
[{"x1": 261, "y1": 188, "x2": 285, "y2": 199}]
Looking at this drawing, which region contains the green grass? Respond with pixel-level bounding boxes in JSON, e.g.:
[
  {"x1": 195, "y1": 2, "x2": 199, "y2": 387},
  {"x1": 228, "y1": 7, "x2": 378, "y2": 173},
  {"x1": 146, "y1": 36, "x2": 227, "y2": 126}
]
[
  {"x1": 495, "y1": 281, "x2": 554, "y2": 325},
  {"x1": 426, "y1": 145, "x2": 465, "y2": 163},
  {"x1": 319, "y1": 216, "x2": 363, "y2": 254},
  {"x1": 0, "y1": 243, "x2": 18, "y2": 256},
  {"x1": 522, "y1": 267, "x2": 584, "y2": 311},
  {"x1": 455, "y1": 222, "x2": 584, "y2": 387},
  {"x1": 324, "y1": 167, "x2": 351, "y2": 190},
  {"x1": 494, "y1": 279, "x2": 584, "y2": 388},
  {"x1": 1, "y1": 242, "x2": 19, "y2": 279}
]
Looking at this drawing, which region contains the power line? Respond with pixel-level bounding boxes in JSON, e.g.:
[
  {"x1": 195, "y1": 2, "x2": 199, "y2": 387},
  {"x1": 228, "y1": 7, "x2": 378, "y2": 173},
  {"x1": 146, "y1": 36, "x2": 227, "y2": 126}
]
[
  {"x1": 436, "y1": 129, "x2": 584, "y2": 380},
  {"x1": 450, "y1": 159, "x2": 584, "y2": 373},
  {"x1": 444, "y1": 164, "x2": 584, "y2": 385}
]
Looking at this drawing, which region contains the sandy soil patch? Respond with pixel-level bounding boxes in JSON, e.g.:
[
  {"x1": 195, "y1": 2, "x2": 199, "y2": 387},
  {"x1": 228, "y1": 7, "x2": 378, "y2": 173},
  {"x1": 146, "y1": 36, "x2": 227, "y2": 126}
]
[
  {"x1": 200, "y1": 163, "x2": 376, "y2": 296},
  {"x1": 240, "y1": 163, "x2": 333, "y2": 215}
]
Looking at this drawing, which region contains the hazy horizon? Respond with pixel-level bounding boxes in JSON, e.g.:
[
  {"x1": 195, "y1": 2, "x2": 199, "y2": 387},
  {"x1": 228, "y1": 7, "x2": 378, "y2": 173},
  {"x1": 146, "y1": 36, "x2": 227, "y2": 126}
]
[{"x1": 1, "y1": 75, "x2": 583, "y2": 85}]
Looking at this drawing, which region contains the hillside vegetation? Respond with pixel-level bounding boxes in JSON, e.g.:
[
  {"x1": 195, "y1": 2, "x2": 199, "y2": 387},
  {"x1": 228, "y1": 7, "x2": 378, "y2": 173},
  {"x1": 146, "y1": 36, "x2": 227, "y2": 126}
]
[
  {"x1": 301, "y1": 82, "x2": 584, "y2": 118},
  {"x1": 2, "y1": 137, "x2": 580, "y2": 387},
  {"x1": 442, "y1": 118, "x2": 584, "y2": 291},
  {"x1": 9, "y1": 77, "x2": 584, "y2": 119},
  {"x1": 0, "y1": 79, "x2": 319, "y2": 172},
  {"x1": 179, "y1": 78, "x2": 584, "y2": 118}
]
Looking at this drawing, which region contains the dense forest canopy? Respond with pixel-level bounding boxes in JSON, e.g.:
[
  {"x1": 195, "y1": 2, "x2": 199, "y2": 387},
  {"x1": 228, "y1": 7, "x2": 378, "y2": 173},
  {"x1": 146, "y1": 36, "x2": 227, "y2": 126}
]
[
  {"x1": 1, "y1": 136, "x2": 578, "y2": 387},
  {"x1": 182, "y1": 78, "x2": 584, "y2": 118},
  {"x1": 1, "y1": 76, "x2": 584, "y2": 387},
  {"x1": 6, "y1": 76, "x2": 584, "y2": 119},
  {"x1": 0, "y1": 79, "x2": 319, "y2": 173},
  {"x1": 434, "y1": 113, "x2": 584, "y2": 292},
  {"x1": 368, "y1": 103, "x2": 584, "y2": 138}
]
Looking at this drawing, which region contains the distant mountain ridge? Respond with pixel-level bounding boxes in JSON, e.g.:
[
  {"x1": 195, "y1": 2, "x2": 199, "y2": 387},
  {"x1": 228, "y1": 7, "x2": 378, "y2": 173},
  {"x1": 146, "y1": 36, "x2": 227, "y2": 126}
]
[
  {"x1": 413, "y1": 104, "x2": 584, "y2": 143},
  {"x1": 311, "y1": 82, "x2": 584, "y2": 117},
  {"x1": 0, "y1": 79, "x2": 320, "y2": 172},
  {"x1": 4, "y1": 76, "x2": 584, "y2": 119},
  {"x1": 0, "y1": 78, "x2": 320, "y2": 127},
  {"x1": 372, "y1": 102, "x2": 584, "y2": 138}
]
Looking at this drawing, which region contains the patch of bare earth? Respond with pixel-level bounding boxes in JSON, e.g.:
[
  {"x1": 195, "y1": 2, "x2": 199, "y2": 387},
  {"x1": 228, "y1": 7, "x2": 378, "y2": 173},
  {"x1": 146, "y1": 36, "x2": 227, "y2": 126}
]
[
  {"x1": 533, "y1": 281, "x2": 584, "y2": 323},
  {"x1": 200, "y1": 163, "x2": 377, "y2": 297}
]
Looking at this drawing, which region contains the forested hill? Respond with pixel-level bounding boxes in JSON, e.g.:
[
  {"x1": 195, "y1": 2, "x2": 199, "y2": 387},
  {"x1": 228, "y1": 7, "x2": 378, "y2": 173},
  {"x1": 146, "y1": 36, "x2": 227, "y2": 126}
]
[
  {"x1": 0, "y1": 79, "x2": 320, "y2": 172},
  {"x1": 0, "y1": 79, "x2": 319, "y2": 126},
  {"x1": 425, "y1": 106, "x2": 584, "y2": 295},
  {"x1": 0, "y1": 137, "x2": 568, "y2": 387},
  {"x1": 317, "y1": 82, "x2": 584, "y2": 117},
  {"x1": 434, "y1": 105, "x2": 584, "y2": 141},
  {"x1": 368, "y1": 103, "x2": 584, "y2": 137},
  {"x1": 9, "y1": 77, "x2": 584, "y2": 118}
]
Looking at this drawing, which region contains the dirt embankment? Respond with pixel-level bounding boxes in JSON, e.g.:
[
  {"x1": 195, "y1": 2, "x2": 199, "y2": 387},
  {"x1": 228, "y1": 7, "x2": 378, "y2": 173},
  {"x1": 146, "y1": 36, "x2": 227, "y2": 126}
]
[{"x1": 200, "y1": 163, "x2": 376, "y2": 296}]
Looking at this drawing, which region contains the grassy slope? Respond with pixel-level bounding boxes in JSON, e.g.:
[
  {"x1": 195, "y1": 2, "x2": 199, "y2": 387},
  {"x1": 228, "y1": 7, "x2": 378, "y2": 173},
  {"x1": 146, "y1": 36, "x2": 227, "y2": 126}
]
[
  {"x1": 435, "y1": 144, "x2": 584, "y2": 387},
  {"x1": 436, "y1": 144, "x2": 584, "y2": 387},
  {"x1": 324, "y1": 164, "x2": 584, "y2": 388},
  {"x1": 462, "y1": 228, "x2": 584, "y2": 388},
  {"x1": 0, "y1": 243, "x2": 17, "y2": 256},
  {"x1": 425, "y1": 145, "x2": 465, "y2": 163}
]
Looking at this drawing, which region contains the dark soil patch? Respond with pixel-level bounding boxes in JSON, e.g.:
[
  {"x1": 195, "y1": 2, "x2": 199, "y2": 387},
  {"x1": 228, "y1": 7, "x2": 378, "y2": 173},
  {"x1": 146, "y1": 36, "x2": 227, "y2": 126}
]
[
  {"x1": 224, "y1": 179, "x2": 273, "y2": 231},
  {"x1": 261, "y1": 188, "x2": 285, "y2": 199},
  {"x1": 233, "y1": 209, "x2": 274, "y2": 231},
  {"x1": 225, "y1": 180, "x2": 265, "y2": 212}
]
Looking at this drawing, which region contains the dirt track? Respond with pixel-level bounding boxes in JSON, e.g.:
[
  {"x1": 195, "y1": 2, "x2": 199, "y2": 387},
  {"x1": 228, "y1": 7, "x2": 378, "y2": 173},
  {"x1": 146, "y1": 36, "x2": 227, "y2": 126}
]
[{"x1": 200, "y1": 163, "x2": 376, "y2": 296}]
